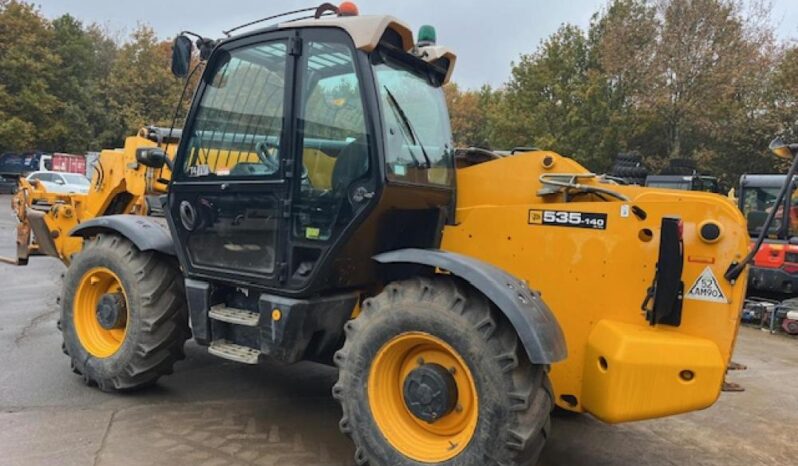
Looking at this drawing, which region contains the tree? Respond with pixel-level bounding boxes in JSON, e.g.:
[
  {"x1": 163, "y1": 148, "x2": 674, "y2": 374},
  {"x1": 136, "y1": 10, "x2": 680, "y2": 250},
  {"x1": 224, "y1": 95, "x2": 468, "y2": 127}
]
[
  {"x1": 494, "y1": 24, "x2": 615, "y2": 169},
  {"x1": 47, "y1": 14, "x2": 99, "y2": 152},
  {"x1": 0, "y1": 0, "x2": 60, "y2": 152},
  {"x1": 104, "y1": 25, "x2": 186, "y2": 145},
  {"x1": 445, "y1": 83, "x2": 496, "y2": 148},
  {"x1": 479, "y1": 0, "x2": 782, "y2": 184}
]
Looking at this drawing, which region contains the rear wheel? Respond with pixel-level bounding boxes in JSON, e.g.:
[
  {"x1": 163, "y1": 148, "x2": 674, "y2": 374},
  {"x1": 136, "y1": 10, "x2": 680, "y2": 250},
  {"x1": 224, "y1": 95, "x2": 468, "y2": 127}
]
[
  {"x1": 334, "y1": 276, "x2": 552, "y2": 465},
  {"x1": 61, "y1": 233, "x2": 189, "y2": 391}
]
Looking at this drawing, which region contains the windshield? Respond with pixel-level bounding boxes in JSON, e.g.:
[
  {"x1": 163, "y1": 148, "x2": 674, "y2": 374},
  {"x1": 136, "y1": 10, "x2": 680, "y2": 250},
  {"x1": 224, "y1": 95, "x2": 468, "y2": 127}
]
[
  {"x1": 62, "y1": 173, "x2": 90, "y2": 186},
  {"x1": 374, "y1": 55, "x2": 454, "y2": 186},
  {"x1": 741, "y1": 185, "x2": 796, "y2": 238}
]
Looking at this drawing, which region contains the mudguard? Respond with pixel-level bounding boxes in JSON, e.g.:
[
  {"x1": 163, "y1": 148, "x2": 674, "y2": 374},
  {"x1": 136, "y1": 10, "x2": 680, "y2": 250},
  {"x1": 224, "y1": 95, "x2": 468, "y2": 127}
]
[
  {"x1": 374, "y1": 248, "x2": 567, "y2": 364},
  {"x1": 70, "y1": 215, "x2": 175, "y2": 256}
]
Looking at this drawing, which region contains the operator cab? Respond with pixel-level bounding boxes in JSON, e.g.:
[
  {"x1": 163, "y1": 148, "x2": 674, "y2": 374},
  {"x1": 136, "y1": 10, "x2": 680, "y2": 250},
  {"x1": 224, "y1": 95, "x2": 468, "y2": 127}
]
[
  {"x1": 739, "y1": 173, "x2": 798, "y2": 294},
  {"x1": 738, "y1": 174, "x2": 798, "y2": 240},
  {"x1": 166, "y1": 5, "x2": 457, "y2": 296}
]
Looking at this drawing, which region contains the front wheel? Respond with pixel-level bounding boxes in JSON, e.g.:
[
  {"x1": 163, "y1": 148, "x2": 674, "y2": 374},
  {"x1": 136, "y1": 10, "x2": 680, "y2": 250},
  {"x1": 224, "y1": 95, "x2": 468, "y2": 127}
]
[
  {"x1": 334, "y1": 276, "x2": 553, "y2": 465},
  {"x1": 61, "y1": 233, "x2": 189, "y2": 391}
]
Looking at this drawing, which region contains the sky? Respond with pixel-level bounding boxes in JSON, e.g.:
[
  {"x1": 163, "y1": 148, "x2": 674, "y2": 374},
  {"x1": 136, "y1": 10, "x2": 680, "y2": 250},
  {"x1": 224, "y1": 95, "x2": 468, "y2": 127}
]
[{"x1": 35, "y1": 0, "x2": 798, "y2": 89}]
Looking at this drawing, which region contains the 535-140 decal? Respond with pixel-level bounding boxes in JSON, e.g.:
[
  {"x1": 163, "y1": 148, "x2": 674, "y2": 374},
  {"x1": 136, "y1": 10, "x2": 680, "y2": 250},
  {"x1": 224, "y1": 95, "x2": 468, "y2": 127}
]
[{"x1": 528, "y1": 209, "x2": 608, "y2": 230}]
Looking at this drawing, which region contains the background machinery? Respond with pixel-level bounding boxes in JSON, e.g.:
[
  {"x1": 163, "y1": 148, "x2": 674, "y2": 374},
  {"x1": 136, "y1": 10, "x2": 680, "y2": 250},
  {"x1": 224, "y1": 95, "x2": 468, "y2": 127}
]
[
  {"x1": 4, "y1": 4, "x2": 754, "y2": 464},
  {"x1": 738, "y1": 174, "x2": 798, "y2": 296}
]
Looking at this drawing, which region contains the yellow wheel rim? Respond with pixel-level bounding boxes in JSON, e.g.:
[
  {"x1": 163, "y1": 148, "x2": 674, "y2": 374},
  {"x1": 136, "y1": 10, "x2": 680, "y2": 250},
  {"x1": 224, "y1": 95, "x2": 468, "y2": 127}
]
[
  {"x1": 367, "y1": 332, "x2": 479, "y2": 463},
  {"x1": 73, "y1": 267, "x2": 128, "y2": 358}
]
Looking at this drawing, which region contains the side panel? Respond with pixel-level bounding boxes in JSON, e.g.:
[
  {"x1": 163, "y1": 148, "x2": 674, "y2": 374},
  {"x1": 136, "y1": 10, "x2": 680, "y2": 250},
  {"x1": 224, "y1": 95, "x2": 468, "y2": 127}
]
[
  {"x1": 374, "y1": 248, "x2": 567, "y2": 364},
  {"x1": 444, "y1": 151, "x2": 749, "y2": 421}
]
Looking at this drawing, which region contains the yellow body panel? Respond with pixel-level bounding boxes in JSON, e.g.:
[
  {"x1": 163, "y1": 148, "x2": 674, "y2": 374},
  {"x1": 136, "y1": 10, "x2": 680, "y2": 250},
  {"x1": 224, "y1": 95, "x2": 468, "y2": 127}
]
[
  {"x1": 582, "y1": 320, "x2": 726, "y2": 422},
  {"x1": 442, "y1": 151, "x2": 748, "y2": 422}
]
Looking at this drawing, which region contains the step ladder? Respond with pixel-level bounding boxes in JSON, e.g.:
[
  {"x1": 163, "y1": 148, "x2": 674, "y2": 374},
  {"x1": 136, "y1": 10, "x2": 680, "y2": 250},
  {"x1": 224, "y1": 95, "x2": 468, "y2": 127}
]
[{"x1": 207, "y1": 304, "x2": 261, "y2": 364}]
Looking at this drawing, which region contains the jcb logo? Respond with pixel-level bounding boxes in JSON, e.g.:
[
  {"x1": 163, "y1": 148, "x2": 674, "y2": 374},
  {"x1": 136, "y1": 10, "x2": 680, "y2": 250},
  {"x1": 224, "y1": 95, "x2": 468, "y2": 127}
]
[{"x1": 529, "y1": 210, "x2": 543, "y2": 224}]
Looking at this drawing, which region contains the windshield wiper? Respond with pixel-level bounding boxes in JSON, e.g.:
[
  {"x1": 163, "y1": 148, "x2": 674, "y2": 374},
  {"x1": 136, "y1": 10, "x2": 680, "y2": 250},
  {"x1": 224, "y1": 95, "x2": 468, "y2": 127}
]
[{"x1": 383, "y1": 86, "x2": 432, "y2": 168}]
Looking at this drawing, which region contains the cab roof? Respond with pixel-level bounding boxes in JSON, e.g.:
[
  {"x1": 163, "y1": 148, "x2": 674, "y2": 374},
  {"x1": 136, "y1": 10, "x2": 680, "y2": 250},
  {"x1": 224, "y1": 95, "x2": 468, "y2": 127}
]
[
  {"x1": 278, "y1": 14, "x2": 414, "y2": 52},
  {"x1": 277, "y1": 14, "x2": 457, "y2": 83}
]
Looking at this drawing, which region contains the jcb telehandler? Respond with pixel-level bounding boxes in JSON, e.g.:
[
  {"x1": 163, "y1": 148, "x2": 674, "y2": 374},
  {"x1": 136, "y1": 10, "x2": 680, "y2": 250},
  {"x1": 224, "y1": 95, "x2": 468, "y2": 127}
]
[{"x1": 3, "y1": 3, "x2": 762, "y2": 464}]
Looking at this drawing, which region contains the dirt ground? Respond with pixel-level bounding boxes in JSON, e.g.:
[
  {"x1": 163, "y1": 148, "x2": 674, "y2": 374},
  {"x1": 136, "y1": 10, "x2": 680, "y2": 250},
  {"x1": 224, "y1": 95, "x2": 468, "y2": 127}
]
[{"x1": 0, "y1": 194, "x2": 796, "y2": 465}]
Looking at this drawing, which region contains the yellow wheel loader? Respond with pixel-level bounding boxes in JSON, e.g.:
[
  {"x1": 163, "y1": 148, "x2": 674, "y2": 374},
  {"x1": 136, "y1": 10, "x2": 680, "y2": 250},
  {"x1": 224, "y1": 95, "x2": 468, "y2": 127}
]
[{"x1": 4, "y1": 3, "x2": 759, "y2": 464}]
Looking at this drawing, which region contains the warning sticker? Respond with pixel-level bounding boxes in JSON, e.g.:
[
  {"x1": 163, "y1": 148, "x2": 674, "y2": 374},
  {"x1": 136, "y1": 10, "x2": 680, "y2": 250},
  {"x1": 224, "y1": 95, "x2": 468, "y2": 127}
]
[{"x1": 685, "y1": 266, "x2": 728, "y2": 303}]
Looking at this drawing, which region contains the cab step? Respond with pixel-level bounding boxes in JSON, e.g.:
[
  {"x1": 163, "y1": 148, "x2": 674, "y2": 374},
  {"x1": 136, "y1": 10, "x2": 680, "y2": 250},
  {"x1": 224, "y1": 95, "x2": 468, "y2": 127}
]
[
  {"x1": 209, "y1": 304, "x2": 260, "y2": 327},
  {"x1": 208, "y1": 340, "x2": 261, "y2": 364}
]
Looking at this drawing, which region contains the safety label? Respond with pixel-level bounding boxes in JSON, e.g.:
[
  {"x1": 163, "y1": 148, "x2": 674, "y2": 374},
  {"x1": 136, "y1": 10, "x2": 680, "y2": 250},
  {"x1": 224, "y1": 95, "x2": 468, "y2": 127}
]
[
  {"x1": 685, "y1": 266, "x2": 728, "y2": 303},
  {"x1": 528, "y1": 210, "x2": 607, "y2": 230}
]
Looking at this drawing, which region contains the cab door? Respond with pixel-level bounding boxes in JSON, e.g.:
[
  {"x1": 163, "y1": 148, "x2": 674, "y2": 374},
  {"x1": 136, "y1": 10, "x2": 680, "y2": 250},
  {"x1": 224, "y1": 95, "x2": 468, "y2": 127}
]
[{"x1": 168, "y1": 31, "x2": 298, "y2": 287}]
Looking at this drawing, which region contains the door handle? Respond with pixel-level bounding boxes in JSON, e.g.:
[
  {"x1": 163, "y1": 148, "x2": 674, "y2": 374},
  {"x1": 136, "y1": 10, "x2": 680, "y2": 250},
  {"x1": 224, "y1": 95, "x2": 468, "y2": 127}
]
[{"x1": 352, "y1": 186, "x2": 375, "y2": 203}]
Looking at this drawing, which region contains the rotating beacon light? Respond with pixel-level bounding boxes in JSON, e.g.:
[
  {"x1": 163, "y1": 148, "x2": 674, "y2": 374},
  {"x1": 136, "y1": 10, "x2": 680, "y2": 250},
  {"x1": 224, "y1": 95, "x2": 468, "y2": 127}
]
[
  {"x1": 338, "y1": 2, "x2": 359, "y2": 16},
  {"x1": 417, "y1": 25, "x2": 437, "y2": 47}
]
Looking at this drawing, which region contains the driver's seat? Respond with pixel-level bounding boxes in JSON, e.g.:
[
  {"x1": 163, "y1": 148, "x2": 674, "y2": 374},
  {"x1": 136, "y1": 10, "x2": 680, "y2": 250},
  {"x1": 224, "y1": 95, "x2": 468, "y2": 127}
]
[{"x1": 332, "y1": 138, "x2": 369, "y2": 193}]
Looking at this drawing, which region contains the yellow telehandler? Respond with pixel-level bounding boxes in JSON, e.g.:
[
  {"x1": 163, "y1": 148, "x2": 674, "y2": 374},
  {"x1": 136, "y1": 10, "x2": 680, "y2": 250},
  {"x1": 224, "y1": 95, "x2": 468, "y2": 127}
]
[{"x1": 3, "y1": 3, "x2": 761, "y2": 464}]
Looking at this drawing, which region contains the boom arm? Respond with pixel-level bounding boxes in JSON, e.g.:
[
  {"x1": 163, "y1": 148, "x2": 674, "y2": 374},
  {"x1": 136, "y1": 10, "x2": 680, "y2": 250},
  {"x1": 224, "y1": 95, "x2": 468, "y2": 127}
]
[{"x1": 3, "y1": 127, "x2": 178, "y2": 266}]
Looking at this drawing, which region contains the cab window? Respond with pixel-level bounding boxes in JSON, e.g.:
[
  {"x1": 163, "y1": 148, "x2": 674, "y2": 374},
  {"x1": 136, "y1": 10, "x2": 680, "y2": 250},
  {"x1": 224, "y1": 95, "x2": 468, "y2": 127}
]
[
  {"x1": 374, "y1": 55, "x2": 454, "y2": 186},
  {"x1": 182, "y1": 41, "x2": 288, "y2": 178},
  {"x1": 294, "y1": 37, "x2": 369, "y2": 241}
]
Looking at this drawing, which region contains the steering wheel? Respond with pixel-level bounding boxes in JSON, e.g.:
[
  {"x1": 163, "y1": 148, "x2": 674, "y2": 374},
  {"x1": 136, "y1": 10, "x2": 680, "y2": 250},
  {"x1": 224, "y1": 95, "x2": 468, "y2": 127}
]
[{"x1": 255, "y1": 140, "x2": 281, "y2": 172}]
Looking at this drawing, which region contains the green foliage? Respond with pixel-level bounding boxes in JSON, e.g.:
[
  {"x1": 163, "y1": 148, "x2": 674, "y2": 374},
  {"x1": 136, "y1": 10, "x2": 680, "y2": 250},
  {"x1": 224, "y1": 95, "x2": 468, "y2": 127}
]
[
  {"x1": 0, "y1": 0, "x2": 796, "y2": 190},
  {"x1": 0, "y1": 0, "x2": 59, "y2": 152},
  {"x1": 446, "y1": 0, "x2": 795, "y2": 185},
  {"x1": 105, "y1": 27, "x2": 184, "y2": 140},
  {"x1": 0, "y1": 1, "x2": 185, "y2": 154}
]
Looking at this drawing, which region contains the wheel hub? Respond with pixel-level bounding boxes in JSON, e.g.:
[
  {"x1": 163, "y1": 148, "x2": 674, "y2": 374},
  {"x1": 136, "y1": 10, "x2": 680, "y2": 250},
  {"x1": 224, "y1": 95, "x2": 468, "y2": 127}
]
[
  {"x1": 367, "y1": 332, "x2": 479, "y2": 462},
  {"x1": 96, "y1": 293, "x2": 126, "y2": 330},
  {"x1": 403, "y1": 363, "x2": 458, "y2": 423}
]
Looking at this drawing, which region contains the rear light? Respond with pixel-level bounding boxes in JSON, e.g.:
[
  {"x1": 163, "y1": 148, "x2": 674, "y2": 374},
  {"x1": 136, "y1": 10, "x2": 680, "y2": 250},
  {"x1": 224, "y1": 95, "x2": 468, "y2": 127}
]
[
  {"x1": 677, "y1": 220, "x2": 684, "y2": 240},
  {"x1": 698, "y1": 220, "x2": 722, "y2": 243}
]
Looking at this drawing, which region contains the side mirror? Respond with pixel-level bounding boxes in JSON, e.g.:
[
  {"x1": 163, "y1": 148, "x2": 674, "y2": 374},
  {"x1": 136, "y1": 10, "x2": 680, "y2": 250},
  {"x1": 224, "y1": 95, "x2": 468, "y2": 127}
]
[
  {"x1": 136, "y1": 148, "x2": 169, "y2": 169},
  {"x1": 769, "y1": 137, "x2": 797, "y2": 160},
  {"x1": 171, "y1": 35, "x2": 193, "y2": 78}
]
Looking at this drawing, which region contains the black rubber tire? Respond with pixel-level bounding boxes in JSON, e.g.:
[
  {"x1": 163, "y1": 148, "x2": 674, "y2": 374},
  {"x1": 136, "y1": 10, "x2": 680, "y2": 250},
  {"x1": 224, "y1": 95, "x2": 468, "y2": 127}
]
[
  {"x1": 615, "y1": 152, "x2": 642, "y2": 163},
  {"x1": 612, "y1": 160, "x2": 639, "y2": 168},
  {"x1": 669, "y1": 158, "x2": 696, "y2": 169},
  {"x1": 660, "y1": 167, "x2": 696, "y2": 176},
  {"x1": 61, "y1": 233, "x2": 189, "y2": 391},
  {"x1": 612, "y1": 166, "x2": 648, "y2": 178},
  {"x1": 334, "y1": 276, "x2": 553, "y2": 466}
]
